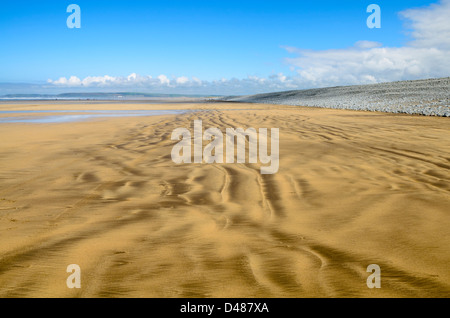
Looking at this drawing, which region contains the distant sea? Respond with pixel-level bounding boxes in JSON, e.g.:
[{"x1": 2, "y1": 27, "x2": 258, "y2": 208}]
[{"x1": 0, "y1": 93, "x2": 217, "y2": 101}]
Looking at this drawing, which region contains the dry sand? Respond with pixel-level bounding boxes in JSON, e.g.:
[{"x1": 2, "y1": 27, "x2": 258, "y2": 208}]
[{"x1": 0, "y1": 103, "x2": 449, "y2": 298}]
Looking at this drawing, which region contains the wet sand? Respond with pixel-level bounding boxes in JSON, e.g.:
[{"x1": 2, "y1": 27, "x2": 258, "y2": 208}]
[{"x1": 0, "y1": 103, "x2": 449, "y2": 297}]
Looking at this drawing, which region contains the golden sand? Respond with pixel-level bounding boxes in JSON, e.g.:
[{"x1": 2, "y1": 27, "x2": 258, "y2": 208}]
[{"x1": 0, "y1": 103, "x2": 449, "y2": 297}]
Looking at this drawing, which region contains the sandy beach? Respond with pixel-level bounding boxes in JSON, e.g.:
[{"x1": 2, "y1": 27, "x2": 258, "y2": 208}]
[{"x1": 0, "y1": 102, "x2": 449, "y2": 298}]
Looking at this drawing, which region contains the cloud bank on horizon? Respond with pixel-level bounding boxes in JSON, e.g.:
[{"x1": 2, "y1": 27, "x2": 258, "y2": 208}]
[{"x1": 12, "y1": 1, "x2": 450, "y2": 95}]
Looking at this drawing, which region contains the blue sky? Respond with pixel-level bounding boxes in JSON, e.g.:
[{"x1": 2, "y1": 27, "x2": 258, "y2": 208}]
[{"x1": 1, "y1": 0, "x2": 449, "y2": 95}]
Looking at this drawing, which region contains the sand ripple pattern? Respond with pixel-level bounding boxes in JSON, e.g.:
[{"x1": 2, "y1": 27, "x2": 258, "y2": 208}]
[{"x1": 0, "y1": 105, "x2": 449, "y2": 297}]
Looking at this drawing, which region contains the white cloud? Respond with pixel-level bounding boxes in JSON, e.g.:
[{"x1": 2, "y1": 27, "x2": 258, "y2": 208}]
[
  {"x1": 354, "y1": 41, "x2": 383, "y2": 49},
  {"x1": 192, "y1": 77, "x2": 202, "y2": 85},
  {"x1": 401, "y1": 0, "x2": 450, "y2": 50},
  {"x1": 175, "y1": 76, "x2": 189, "y2": 84},
  {"x1": 49, "y1": 76, "x2": 82, "y2": 85},
  {"x1": 81, "y1": 75, "x2": 117, "y2": 86},
  {"x1": 157, "y1": 74, "x2": 170, "y2": 85},
  {"x1": 284, "y1": 0, "x2": 450, "y2": 87},
  {"x1": 127, "y1": 73, "x2": 137, "y2": 81},
  {"x1": 269, "y1": 73, "x2": 288, "y2": 83}
]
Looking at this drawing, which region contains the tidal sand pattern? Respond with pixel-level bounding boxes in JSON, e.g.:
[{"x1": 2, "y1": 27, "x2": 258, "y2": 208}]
[{"x1": 0, "y1": 103, "x2": 449, "y2": 297}]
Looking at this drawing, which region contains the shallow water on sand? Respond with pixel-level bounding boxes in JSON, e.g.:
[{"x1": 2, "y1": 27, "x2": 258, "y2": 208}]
[{"x1": 0, "y1": 110, "x2": 187, "y2": 123}]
